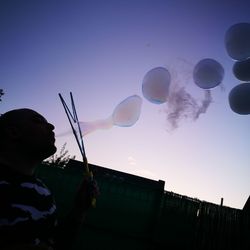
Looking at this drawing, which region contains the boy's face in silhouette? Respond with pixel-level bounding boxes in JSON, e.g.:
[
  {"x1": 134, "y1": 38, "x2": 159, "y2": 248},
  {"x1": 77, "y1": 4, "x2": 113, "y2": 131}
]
[{"x1": 8, "y1": 109, "x2": 57, "y2": 160}]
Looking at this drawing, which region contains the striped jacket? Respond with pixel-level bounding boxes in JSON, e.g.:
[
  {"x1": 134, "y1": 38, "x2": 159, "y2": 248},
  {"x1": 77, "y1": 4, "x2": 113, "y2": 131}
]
[{"x1": 0, "y1": 165, "x2": 57, "y2": 248}]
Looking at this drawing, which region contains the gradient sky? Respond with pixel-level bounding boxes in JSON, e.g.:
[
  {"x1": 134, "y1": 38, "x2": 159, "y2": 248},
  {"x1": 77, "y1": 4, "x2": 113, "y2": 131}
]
[{"x1": 1, "y1": 0, "x2": 249, "y2": 209}]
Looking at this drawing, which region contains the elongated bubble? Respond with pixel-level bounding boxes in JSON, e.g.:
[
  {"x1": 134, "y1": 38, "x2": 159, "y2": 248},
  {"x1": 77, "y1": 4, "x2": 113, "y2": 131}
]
[
  {"x1": 193, "y1": 58, "x2": 224, "y2": 89},
  {"x1": 225, "y1": 23, "x2": 250, "y2": 61},
  {"x1": 112, "y1": 95, "x2": 142, "y2": 127},
  {"x1": 228, "y1": 83, "x2": 250, "y2": 115},
  {"x1": 55, "y1": 118, "x2": 113, "y2": 137},
  {"x1": 79, "y1": 117, "x2": 113, "y2": 136},
  {"x1": 233, "y1": 58, "x2": 250, "y2": 81},
  {"x1": 75, "y1": 95, "x2": 142, "y2": 136},
  {"x1": 142, "y1": 67, "x2": 171, "y2": 104}
]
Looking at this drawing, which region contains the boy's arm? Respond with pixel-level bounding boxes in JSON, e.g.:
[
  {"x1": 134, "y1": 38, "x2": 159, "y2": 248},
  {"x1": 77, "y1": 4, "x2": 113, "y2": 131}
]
[{"x1": 55, "y1": 158, "x2": 99, "y2": 250}]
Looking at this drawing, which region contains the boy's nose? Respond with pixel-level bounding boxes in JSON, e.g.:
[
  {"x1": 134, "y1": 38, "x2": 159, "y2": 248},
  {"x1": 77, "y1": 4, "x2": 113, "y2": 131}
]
[{"x1": 48, "y1": 122, "x2": 55, "y2": 130}]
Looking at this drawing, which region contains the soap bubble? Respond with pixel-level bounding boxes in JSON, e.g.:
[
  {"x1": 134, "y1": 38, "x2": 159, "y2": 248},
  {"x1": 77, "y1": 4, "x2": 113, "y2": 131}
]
[
  {"x1": 228, "y1": 82, "x2": 250, "y2": 115},
  {"x1": 233, "y1": 58, "x2": 250, "y2": 81},
  {"x1": 78, "y1": 95, "x2": 142, "y2": 136},
  {"x1": 142, "y1": 67, "x2": 171, "y2": 104},
  {"x1": 193, "y1": 58, "x2": 224, "y2": 89},
  {"x1": 57, "y1": 95, "x2": 143, "y2": 137},
  {"x1": 112, "y1": 95, "x2": 142, "y2": 127},
  {"x1": 225, "y1": 22, "x2": 250, "y2": 61}
]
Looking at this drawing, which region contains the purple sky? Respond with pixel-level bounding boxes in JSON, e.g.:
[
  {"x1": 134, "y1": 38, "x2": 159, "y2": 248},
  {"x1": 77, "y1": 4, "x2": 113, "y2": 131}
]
[{"x1": 1, "y1": 0, "x2": 250, "y2": 209}]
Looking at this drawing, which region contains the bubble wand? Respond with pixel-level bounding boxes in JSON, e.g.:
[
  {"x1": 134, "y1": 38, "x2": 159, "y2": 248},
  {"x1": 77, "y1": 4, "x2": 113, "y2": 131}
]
[{"x1": 58, "y1": 92, "x2": 95, "y2": 206}]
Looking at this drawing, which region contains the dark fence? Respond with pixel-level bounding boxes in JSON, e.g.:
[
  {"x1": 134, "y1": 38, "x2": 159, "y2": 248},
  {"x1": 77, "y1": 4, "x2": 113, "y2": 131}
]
[
  {"x1": 36, "y1": 160, "x2": 250, "y2": 250},
  {"x1": 156, "y1": 192, "x2": 248, "y2": 250}
]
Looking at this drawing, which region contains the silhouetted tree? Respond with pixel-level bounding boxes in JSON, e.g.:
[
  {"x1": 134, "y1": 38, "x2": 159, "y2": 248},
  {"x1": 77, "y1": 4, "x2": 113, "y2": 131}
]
[
  {"x1": 43, "y1": 142, "x2": 76, "y2": 168},
  {"x1": 0, "y1": 89, "x2": 4, "y2": 102}
]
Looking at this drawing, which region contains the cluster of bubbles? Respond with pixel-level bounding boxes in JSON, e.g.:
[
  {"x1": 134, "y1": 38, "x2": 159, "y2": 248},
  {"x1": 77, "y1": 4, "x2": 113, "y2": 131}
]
[
  {"x1": 142, "y1": 58, "x2": 224, "y2": 130},
  {"x1": 66, "y1": 22, "x2": 250, "y2": 137},
  {"x1": 140, "y1": 22, "x2": 250, "y2": 131},
  {"x1": 80, "y1": 56, "x2": 224, "y2": 135},
  {"x1": 79, "y1": 55, "x2": 226, "y2": 134},
  {"x1": 225, "y1": 22, "x2": 250, "y2": 115}
]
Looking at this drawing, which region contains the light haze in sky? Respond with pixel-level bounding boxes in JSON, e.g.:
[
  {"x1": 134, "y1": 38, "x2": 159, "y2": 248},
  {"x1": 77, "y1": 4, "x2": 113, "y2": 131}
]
[{"x1": 1, "y1": 0, "x2": 250, "y2": 209}]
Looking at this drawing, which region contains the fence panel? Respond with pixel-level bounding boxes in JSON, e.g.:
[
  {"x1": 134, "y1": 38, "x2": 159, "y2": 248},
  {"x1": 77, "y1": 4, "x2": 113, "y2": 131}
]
[{"x1": 36, "y1": 161, "x2": 249, "y2": 250}]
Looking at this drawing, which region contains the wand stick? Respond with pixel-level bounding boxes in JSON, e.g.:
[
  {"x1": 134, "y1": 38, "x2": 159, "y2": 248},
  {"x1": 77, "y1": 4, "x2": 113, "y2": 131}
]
[
  {"x1": 59, "y1": 92, "x2": 97, "y2": 208},
  {"x1": 58, "y1": 92, "x2": 89, "y2": 172}
]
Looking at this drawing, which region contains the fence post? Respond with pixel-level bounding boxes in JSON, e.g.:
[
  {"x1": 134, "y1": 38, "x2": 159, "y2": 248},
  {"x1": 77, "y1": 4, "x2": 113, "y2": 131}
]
[{"x1": 149, "y1": 180, "x2": 165, "y2": 249}]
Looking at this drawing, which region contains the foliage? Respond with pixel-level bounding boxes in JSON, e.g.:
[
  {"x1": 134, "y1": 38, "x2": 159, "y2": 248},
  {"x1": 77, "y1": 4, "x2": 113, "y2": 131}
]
[
  {"x1": 0, "y1": 89, "x2": 4, "y2": 102},
  {"x1": 43, "y1": 142, "x2": 76, "y2": 168}
]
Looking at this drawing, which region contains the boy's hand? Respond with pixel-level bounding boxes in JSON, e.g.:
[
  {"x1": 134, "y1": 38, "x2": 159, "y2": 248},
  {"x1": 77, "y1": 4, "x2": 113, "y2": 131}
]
[{"x1": 74, "y1": 156, "x2": 100, "y2": 215}]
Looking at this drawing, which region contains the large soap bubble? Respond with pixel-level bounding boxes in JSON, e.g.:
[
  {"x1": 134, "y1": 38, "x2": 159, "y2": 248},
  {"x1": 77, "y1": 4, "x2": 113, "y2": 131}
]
[
  {"x1": 112, "y1": 95, "x2": 142, "y2": 127},
  {"x1": 228, "y1": 83, "x2": 250, "y2": 115},
  {"x1": 233, "y1": 58, "x2": 250, "y2": 81},
  {"x1": 193, "y1": 58, "x2": 224, "y2": 89},
  {"x1": 142, "y1": 67, "x2": 171, "y2": 104},
  {"x1": 225, "y1": 23, "x2": 250, "y2": 61},
  {"x1": 77, "y1": 95, "x2": 142, "y2": 136}
]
